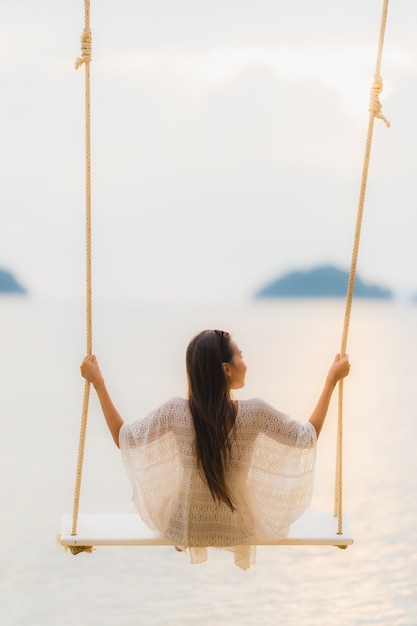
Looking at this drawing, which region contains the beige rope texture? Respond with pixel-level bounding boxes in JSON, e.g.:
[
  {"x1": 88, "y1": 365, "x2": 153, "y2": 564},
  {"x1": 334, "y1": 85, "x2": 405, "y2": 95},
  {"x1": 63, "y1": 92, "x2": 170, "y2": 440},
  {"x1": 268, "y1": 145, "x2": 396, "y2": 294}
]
[
  {"x1": 334, "y1": 0, "x2": 390, "y2": 537},
  {"x1": 70, "y1": 0, "x2": 93, "y2": 553}
]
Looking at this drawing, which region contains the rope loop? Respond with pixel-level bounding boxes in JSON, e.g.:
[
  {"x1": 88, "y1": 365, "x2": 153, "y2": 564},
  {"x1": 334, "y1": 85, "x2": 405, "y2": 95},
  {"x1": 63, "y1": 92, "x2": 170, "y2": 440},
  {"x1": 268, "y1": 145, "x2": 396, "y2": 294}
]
[
  {"x1": 75, "y1": 28, "x2": 92, "y2": 70},
  {"x1": 369, "y1": 75, "x2": 390, "y2": 127}
]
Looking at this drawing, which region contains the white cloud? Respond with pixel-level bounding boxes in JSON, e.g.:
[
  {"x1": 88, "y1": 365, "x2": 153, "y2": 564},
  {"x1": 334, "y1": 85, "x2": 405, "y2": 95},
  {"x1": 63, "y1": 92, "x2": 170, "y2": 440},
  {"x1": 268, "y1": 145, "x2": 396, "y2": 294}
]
[{"x1": 97, "y1": 44, "x2": 409, "y2": 117}]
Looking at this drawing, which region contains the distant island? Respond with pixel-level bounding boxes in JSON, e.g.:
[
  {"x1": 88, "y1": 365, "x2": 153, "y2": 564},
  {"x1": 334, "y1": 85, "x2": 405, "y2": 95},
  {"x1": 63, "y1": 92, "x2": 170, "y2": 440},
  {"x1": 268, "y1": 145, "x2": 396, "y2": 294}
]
[
  {"x1": 255, "y1": 265, "x2": 392, "y2": 299},
  {"x1": 0, "y1": 268, "x2": 27, "y2": 294}
]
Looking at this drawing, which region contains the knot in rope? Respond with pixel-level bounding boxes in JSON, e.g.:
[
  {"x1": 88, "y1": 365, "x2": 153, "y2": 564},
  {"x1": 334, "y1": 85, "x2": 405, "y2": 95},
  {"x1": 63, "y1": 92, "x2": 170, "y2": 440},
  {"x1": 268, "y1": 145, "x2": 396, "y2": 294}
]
[
  {"x1": 75, "y1": 28, "x2": 92, "y2": 69},
  {"x1": 369, "y1": 75, "x2": 390, "y2": 127}
]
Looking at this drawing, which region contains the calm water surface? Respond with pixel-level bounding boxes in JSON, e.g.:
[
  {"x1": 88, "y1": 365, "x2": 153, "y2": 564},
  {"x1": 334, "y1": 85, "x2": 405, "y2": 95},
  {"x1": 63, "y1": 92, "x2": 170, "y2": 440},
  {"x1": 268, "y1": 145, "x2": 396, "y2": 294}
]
[{"x1": 1, "y1": 297, "x2": 416, "y2": 625}]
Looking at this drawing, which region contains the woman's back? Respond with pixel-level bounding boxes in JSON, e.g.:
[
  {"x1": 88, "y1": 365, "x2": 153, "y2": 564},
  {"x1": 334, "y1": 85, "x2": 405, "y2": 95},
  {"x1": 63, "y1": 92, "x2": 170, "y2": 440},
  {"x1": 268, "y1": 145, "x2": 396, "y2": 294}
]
[{"x1": 119, "y1": 396, "x2": 316, "y2": 552}]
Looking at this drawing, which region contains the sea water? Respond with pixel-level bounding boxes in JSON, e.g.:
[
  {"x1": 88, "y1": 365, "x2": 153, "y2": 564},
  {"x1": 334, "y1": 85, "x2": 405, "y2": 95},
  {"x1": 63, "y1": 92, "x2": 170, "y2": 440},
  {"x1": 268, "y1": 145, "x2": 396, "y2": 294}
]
[{"x1": 1, "y1": 296, "x2": 416, "y2": 625}]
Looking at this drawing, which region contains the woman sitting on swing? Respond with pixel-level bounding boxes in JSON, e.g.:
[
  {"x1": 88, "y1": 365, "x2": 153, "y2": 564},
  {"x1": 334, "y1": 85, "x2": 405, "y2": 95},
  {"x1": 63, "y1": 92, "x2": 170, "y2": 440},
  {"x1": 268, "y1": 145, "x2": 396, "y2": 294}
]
[{"x1": 81, "y1": 329, "x2": 350, "y2": 569}]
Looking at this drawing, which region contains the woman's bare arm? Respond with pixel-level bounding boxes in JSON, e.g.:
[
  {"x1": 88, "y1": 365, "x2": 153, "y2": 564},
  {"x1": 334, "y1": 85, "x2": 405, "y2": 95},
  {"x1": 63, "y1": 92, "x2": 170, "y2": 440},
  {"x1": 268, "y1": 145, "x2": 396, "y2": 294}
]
[
  {"x1": 80, "y1": 356, "x2": 124, "y2": 447},
  {"x1": 308, "y1": 354, "x2": 350, "y2": 437}
]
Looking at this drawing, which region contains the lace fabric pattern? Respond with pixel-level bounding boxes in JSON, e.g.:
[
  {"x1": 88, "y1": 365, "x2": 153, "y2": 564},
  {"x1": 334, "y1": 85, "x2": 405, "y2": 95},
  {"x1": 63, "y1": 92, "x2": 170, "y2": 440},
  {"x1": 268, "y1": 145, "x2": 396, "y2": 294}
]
[{"x1": 119, "y1": 397, "x2": 317, "y2": 569}]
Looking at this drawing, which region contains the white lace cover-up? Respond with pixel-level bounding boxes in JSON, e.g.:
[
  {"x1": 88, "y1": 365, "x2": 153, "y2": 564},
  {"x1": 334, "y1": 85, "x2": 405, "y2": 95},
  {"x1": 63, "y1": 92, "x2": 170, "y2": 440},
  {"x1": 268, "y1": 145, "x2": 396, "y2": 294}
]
[{"x1": 119, "y1": 397, "x2": 317, "y2": 569}]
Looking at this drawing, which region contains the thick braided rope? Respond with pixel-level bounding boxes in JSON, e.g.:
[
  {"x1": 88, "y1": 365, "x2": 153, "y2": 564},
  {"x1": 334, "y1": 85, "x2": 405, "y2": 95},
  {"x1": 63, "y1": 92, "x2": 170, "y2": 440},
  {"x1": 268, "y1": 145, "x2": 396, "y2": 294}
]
[
  {"x1": 71, "y1": 0, "x2": 93, "y2": 549},
  {"x1": 334, "y1": 0, "x2": 390, "y2": 536}
]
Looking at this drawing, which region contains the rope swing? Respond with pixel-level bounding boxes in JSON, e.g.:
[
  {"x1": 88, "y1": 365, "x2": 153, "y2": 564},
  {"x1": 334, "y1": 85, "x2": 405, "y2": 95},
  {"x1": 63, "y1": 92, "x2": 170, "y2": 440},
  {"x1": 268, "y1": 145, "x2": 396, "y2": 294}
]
[
  {"x1": 63, "y1": 0, "x2": 391, "y2": 554},
  {"x1": 334, "y1": 0, "x2": 390, "y2": 537},
  {"x1": 70, "y1": 0, "x2": 93, "y2": 554}
]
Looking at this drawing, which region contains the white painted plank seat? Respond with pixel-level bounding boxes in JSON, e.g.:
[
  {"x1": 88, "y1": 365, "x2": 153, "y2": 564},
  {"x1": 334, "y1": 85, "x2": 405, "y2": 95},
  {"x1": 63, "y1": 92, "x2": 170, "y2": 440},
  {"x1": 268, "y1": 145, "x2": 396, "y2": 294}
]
[{"x1": 60, "y1": 511, "x2": 353, "y2": 549}]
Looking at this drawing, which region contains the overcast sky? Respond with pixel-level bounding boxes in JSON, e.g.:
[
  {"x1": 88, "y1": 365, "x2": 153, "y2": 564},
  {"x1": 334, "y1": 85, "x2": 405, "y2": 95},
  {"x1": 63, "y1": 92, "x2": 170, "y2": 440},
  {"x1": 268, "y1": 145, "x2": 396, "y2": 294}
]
[{"x1": 1, "y1": 0, "x2": 416, "y2": 302}]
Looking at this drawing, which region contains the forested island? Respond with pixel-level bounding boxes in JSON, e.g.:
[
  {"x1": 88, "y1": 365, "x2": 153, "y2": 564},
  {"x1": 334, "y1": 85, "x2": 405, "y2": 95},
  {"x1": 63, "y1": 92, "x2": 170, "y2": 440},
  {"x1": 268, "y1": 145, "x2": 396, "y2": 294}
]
[
  {"x1": 255, "y1": 265, "x2": 392, "y2": 299},
  {"x1": 0, "y1": 269, "x2": 27, "y2": 294}
]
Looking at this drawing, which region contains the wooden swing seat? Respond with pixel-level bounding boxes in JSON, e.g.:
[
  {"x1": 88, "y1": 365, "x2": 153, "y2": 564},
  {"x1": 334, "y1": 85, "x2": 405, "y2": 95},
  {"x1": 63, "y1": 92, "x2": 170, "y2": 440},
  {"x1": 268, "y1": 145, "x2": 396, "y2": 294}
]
[{"x1": 60, "y1": 511, "x2": 353, "y2": 549}]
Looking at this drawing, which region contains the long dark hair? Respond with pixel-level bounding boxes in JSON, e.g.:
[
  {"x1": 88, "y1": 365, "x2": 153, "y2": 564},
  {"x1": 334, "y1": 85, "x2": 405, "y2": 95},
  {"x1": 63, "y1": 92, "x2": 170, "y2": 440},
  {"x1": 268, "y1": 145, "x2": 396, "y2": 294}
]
[{"x1": 186, "y1": 329, "x2": 236, "y2": 511}]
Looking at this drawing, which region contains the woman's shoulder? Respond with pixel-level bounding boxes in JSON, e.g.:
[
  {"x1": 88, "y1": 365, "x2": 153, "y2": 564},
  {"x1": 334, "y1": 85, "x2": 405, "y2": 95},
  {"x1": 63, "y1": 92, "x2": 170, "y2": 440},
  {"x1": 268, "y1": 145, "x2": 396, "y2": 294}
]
[
  {"x1": 125, "y1": 397, "x2": 189, "y2": 436},
  {"x1": 160, "y1": 396, "x2": 188, "y2": 409},
  {"x1": 151, "y1": 396, "x2": 189, "y2": 419},
  {"x1": 238, "y1": 398, "x2": 291, "y2": 424},
  {"x1": 239, "y1": 397, "x2": 284, "y2": 413}
]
